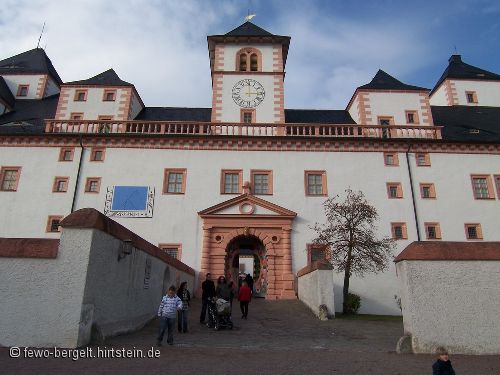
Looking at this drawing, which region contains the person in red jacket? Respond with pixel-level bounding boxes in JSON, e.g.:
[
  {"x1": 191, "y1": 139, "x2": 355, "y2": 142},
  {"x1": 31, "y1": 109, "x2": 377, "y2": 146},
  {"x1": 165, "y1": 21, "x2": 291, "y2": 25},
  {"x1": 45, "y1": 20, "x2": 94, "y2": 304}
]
[{"x1": 238, "y1": 281, "x2": 252, "y2": 319}]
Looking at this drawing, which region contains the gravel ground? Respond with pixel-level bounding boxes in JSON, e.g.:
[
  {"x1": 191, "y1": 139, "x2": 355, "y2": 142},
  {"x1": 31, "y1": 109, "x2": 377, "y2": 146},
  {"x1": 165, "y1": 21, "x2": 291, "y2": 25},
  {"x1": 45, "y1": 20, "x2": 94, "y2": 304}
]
[{"x1": 2, "y1": 298, "x2": 499, "y2": 374}]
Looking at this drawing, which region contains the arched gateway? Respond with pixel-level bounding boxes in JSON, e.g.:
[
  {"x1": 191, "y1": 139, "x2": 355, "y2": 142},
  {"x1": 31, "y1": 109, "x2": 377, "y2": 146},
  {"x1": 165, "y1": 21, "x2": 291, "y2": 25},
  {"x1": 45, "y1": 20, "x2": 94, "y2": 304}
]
[{"x1": 198, "y1": 194, "x2": 296, "y2": 299}]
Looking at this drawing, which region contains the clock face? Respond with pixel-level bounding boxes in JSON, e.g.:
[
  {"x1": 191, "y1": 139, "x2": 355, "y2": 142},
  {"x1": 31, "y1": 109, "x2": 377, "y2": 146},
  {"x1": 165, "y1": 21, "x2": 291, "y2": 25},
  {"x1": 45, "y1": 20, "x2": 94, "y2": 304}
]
[{"x1": 231, "y1": 79, "x2": 265, "y2": 108}]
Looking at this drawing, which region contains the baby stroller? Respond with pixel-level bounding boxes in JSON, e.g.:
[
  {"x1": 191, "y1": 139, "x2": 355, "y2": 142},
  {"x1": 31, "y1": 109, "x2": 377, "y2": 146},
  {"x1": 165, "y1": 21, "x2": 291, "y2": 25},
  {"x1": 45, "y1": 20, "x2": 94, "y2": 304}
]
[{"x1": 207, "y1": 298, "x2": 233, "y2": 330}]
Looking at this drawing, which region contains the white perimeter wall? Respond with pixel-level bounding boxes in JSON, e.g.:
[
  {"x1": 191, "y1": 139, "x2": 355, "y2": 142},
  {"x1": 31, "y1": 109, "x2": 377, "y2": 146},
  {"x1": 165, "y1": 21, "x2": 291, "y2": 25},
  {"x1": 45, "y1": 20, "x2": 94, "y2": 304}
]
[
  {"x1": 298, "y1": 269, "x2": 335, "y2": 317},
  {"x1": 0, "y1": 230, "x2": 91, "y2": 348},
  {"x1": 1, "y1": 146, "x2": 500, "y2": 314},
  {"x1": 397, "y1": 260, "x2": 500, "y2": 354},
  {"x1": 82, "y1": 228, "x2": 194, "y2": 340}
]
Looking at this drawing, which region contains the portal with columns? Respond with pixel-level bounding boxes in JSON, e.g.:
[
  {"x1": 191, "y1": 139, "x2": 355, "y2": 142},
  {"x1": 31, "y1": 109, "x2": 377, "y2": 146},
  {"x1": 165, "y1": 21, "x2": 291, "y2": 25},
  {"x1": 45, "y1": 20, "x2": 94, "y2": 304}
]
[{"x1": 198, "y1": 193, "x2": 296, "y2": 299}]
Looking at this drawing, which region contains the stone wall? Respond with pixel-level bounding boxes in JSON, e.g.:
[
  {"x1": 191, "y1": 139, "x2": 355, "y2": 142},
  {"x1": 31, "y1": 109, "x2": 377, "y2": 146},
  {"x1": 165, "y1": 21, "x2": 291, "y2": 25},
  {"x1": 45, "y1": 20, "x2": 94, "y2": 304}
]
[
  {"x1": 0, "y1": 208, "x2": 195, "y2": 348},
  {"x1": 395, "y1": 241, "x2": 500, "y2": 354},
  {"x1": 297, "y1": 262, "x2": 335, "y2": 319}
]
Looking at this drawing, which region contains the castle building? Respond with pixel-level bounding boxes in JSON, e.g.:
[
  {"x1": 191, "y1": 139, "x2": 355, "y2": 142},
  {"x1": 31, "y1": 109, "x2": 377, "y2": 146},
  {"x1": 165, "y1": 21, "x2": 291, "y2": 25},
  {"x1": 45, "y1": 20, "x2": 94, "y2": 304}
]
[{"x1": 1, "y1": 22, "x2": 499, "y2": 314}]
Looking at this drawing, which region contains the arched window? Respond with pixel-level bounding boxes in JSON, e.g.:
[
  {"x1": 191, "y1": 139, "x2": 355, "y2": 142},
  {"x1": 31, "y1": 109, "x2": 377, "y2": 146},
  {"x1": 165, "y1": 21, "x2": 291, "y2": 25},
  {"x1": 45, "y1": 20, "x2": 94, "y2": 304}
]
[
  {"x1": 235, "y1": 48, "x2": 262, "y2": 72},
  {"x1": 239, "y1": 54, "x2": 247, "y2": 71},
  {"x1": 250, "y1": 54, "x2": 258, "y2": 71}
]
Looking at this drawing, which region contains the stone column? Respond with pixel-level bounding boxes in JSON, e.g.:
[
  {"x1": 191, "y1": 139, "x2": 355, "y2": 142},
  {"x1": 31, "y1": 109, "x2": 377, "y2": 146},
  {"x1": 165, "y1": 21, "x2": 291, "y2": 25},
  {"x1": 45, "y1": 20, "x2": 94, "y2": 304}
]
[{"x1": 280, "y1": 226, "x2": 296, "y2": 299}]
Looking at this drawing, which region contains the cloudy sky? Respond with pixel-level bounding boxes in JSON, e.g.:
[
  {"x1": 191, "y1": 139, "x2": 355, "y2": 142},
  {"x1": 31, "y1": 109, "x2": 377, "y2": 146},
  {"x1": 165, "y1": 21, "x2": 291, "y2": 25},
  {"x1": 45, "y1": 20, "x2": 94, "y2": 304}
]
[{"x1": 1, "y1": 0, "x2": 499, "y2": 109}]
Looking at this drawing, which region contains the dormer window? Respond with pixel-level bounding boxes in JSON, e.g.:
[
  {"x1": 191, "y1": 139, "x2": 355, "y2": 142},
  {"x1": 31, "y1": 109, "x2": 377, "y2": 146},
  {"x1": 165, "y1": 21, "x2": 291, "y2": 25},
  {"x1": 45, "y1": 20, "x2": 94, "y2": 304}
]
[
  {"x1": 103, "y1": 90, "x2": 116, "y2": 102},
  {"x1": 74, "y1": 90, "x2": 87, "y2": 102},
  {"x1": 16, "y1": 85, "x2": 29, "y2": 97},
  {"x1": 236, "y1": 48, "x2": 261, "y2": 72},
  {"x1": 466, "y1": 91, "x2": 477, "y2": 104}
]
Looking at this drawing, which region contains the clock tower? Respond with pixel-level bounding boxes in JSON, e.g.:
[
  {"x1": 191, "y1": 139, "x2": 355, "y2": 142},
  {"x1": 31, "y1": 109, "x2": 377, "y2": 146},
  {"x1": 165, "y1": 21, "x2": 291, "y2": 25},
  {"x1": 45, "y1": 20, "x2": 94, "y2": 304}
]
[{"x1": 207, "y1": 22, "x2": 290, "y2": 124}]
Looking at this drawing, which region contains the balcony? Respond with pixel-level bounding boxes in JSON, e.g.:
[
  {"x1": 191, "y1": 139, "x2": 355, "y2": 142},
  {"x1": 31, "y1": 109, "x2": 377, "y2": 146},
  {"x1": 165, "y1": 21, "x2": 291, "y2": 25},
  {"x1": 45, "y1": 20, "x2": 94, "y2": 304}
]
[{"x1": 45, "y1": 119, "x2": 442, "y2": 139}]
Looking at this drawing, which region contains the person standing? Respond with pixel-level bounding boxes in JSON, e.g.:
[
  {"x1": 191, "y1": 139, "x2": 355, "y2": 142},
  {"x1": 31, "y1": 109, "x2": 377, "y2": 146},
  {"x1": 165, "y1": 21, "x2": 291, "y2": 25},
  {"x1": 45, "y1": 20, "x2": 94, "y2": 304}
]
[
  {"x1": 238, "y1": 281, "x2": 252, "y2": 319},
  {"x1": 177, "y1": 282, "x2": 190, "y2": 333},
  {"x1": 245, "y1": 273, "x2": 254, "y2": 294},
  {"x1": 157, "y1": 285, "x2": 183, "y2": 346},
  {"x1": 200, "y1": 273, "x2": 215, "y2": 324},
  {"x1": 216, "y1": 276, "x2": 232, "y2": 301},
  {"x1": 432, "y1": 347, "x2": 456, "y2": 375}
]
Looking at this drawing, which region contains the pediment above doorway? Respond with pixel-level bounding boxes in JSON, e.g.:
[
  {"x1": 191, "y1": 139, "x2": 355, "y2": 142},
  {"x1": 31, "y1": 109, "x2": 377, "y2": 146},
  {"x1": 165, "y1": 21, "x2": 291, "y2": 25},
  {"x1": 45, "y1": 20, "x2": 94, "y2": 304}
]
[{"x1": 198, "y1": 193, "x2": 297, "y2": 218}]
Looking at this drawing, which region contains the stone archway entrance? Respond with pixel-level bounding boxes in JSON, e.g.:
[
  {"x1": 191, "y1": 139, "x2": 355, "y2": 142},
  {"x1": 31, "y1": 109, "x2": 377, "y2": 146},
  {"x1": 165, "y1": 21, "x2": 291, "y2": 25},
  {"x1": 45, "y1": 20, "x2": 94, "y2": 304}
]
[
  {"x1": 226, "y1": 234, "x2": 267, "y2": 297},
  {"x1": 198, "y1": 194, "x2": 297, "y2": 300}
]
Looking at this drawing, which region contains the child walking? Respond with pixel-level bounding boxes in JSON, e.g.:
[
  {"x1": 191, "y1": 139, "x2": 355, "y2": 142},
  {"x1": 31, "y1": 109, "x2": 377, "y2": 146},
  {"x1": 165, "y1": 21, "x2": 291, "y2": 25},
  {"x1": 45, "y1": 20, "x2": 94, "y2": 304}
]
[
  {"x1": 157, "y1": 285, "x2": 183, "y2": 346},
  {"x1": 238, "y1": 281, "x2": 252, "y2": 319}
]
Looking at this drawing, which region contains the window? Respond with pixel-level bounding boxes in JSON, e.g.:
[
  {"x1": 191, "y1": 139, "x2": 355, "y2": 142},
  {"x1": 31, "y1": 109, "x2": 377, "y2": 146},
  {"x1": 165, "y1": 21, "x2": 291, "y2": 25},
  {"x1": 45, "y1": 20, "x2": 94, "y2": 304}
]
[
  {"x1": 420, "y1": 183, "x2": 436, "y2": 199},
  {"x1": 465, "y1": 91, "x2": 477, "y2": 104},
  {"x1": 98, "y1": 115, "x2": 113, "y2": 121},
  {"x1": 90, "y1": 148, "x2": 105, "y2": 162},
  {"x1": 46, "y1": 216, "x2": 64, "y2": 233},
  {"x1": 378, "y1": 116, "x2": 393, "y2": 126},
  {"x1": 221, "y1": 170, "x2": 242, "y2": 194},
  {"x1": 405, "y1": 111, "x2": 419, "y2": 124},
  {"x1": 387, "y1": 183, "x2": 403, "y2": 199},
  {"x1": 236, "y1": 48, "x2": 261, "y2": 72},
  {"x1": 0, "y1": 166, "x2": 21, "y2": 191},
  {"x1": 85, "y1": 177, "x2": 101, "y2": 193},
  {"x1": 59, "y1": 148, "x2": 74, "y2": 162},
  {"x1": 103, "y1": 90, "x2": 116, "y2": 102},
  {"x1": 70, "y1": 113, "x2": 84, "y2": 120},
  {"x1": 391, "y1": 223, "x2": 408, "y2": 240},
  {"x1": 305, "y1": 170, "x2": 327, "y2": 196},
  {"x1": 470, "y1": 175, "x2": 494, "y2": 199},
  {"x1": 241, "y1": 109, "x2": 255, "y2": 124},
  {"x1": 53, "y1": 177, "x2": 69, "y2": 193},
  {"x1": 384, "y1": 152, "x2": 399, "y2": 166},
  {"x1": 425, "y1": 223, "x2": 441, "y2": 240},
  {"x1": 159, "y1": 243, "x2": 182, "y2": 260},
  {"x1": 74, "y1": 90, "x2": 87, "y2": 101},
  {"x1": 251, "y1": 170, "x2": 273, "y2": 195},
  {"x1": 495, "y1": 175, "x2": 500, "y2": 199},
  {"x1": 16, "y1": 85, "x2": 29, "y2": 97},
  {"x1": 307, "y1": 244, "x2": 327, "y2": 265},
  {"x1": 163, "y1": 168, "x2": 187, "y2": 194},
  {"x1": 415, "y1": 153, "x2": 431, "y2": 167},
  {"x1": 465, "y1": 223, "x2": 483, "y2": 240}
]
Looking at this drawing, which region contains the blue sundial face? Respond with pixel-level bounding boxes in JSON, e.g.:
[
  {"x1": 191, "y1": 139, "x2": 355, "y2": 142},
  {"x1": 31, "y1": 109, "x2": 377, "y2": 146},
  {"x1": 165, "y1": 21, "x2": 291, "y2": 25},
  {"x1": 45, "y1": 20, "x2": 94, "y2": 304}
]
[
  {"x1": 232, "y1": 79, "x2": 265, "y2": 108},
  {"x1": 111, "y1": 186, "x2": 148, "y2": 211}
]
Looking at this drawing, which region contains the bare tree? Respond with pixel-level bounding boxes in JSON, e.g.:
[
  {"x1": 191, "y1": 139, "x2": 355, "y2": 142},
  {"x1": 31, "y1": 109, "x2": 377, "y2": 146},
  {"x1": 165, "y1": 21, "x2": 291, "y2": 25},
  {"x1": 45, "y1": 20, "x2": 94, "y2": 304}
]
[{"x1": 311, "y1": 189, "x2": 394, "y2": 314}]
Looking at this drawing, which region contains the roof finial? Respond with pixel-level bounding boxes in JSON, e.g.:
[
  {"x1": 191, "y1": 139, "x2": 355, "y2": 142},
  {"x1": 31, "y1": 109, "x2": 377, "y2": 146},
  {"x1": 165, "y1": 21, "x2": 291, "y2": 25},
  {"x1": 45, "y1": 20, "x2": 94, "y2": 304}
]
[
  {"x1": 244, "y1": 10, "x2": 256, "y2": 22},
  {"x1": 453, "y1": 45, "x2": 458, "y2": 54},
  {"x1": 36, "y1": 21, "x2": 46, "y2": 49}
]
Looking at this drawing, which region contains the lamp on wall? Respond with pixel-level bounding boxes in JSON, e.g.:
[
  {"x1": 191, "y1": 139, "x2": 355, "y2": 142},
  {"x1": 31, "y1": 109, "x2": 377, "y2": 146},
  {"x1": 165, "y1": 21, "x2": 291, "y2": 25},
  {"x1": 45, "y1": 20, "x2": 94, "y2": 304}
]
[{"x1": 118, "y1": 239, "x2": 134, "y2": 261}]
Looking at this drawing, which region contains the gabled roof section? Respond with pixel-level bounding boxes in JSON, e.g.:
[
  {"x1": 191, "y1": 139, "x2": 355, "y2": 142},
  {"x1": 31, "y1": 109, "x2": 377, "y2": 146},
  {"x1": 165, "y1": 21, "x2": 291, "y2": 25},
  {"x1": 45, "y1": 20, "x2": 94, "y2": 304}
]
[
  {"x1": 65, "y1": 69, "x2": 133, "y2": 86},
  {"x1": 358, "y1": 70, "x2": 428, "y2": 91},
  {"x1": 0, "y1": 77, "x2": 15, "y2": 108},
  {"x1": 0, "y1": 48, "x2": 63, "y2": 85},
  {"x1": 224, "y1": 21, "x2": 274, "y2": 37},
  {"x1": 431, "y1": 105, "x2": 500, "y2": 142},
  {"x1": 199, "y1": 194, "x2": 297, "y2": 217},
  {"x1": 430, "y1": 55, "x2": 500, "y2": 96}
]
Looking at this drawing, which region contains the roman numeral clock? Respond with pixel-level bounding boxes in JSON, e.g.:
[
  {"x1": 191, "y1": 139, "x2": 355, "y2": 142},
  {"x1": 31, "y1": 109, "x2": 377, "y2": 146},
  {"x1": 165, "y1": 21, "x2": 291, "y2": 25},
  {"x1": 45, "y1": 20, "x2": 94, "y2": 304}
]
[{"x1": 232, "y1": 79, "x2": 265, "y2": 108}]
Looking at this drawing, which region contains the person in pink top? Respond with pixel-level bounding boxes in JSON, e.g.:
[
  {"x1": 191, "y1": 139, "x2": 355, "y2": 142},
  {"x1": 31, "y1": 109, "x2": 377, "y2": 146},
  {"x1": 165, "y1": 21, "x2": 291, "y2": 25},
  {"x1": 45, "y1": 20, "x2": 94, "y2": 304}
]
[{"x1": 238, "y1": 281, "x2": 252, "y2": 319}]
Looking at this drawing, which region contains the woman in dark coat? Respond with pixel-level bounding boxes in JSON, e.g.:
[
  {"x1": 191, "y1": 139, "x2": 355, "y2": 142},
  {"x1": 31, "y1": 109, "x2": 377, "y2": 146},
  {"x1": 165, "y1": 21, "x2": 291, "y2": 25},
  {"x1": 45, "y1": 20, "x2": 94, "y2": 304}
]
[{"x1": 176, "y1": 282, "x2": 190, "y2": 333}]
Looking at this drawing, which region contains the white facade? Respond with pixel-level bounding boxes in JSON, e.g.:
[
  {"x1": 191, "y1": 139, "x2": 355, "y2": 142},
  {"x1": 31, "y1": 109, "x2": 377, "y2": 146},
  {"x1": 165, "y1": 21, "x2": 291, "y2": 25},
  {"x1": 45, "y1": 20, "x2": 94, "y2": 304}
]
[
  {"x1": 2, "y1": 74, "x2": 46, "y2": 99},
  {"x1": 430, "y1": 79, "x2": 500, "y2": 107}
]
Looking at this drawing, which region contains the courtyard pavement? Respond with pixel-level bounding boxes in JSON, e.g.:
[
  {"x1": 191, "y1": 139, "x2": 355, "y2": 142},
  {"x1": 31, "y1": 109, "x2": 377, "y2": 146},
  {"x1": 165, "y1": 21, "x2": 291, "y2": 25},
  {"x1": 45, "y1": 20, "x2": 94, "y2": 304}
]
[{"x1": 1, "y1": 298, "x2": 499, "y2": 374}]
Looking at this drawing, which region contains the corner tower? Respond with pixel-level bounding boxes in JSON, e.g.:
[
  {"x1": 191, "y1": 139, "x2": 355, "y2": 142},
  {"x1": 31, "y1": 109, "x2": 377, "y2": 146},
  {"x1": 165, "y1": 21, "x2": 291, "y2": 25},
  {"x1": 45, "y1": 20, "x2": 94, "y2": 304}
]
[{"x1": 207, "y1": 22, "x2": 290, "y2": 124}]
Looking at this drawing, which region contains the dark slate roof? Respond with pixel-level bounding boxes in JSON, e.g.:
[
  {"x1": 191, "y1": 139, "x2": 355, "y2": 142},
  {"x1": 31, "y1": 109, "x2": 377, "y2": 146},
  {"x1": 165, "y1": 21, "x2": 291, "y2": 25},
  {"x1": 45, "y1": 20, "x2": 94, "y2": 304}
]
[
  {"x1": 0, "y1": 48, "x2": 63, "y2": 85},
  {"x1": 0, "y1": 77, "x2": 15, "y2": 108},
  {"x1": 0, "y1": 94, "x2": 59, "y2": 134},
  {"x1": 285, "y1": 109, "x2": 355, "y2": 124},
  {"x1": 431, "y1": 55, "x2": 500, "y2": 95},
  {"x1": 135, "y1": 107, "x2": 212, "y2": 122},
  {"x1": 135, "y1": 107, "x2": 355, "y2": 124},
  {"x1": 225, "y1": 21, "x2": 274, "y2": 37},
  {"x1": 358, "y1": 70, "x2": 428, "y2": 91},
  {"x1": 65, "y1": 69, "x2": 133, "y2": 86},
  {"x1": 432, "y1": 105, "x2": 500, "y2": 142}
]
